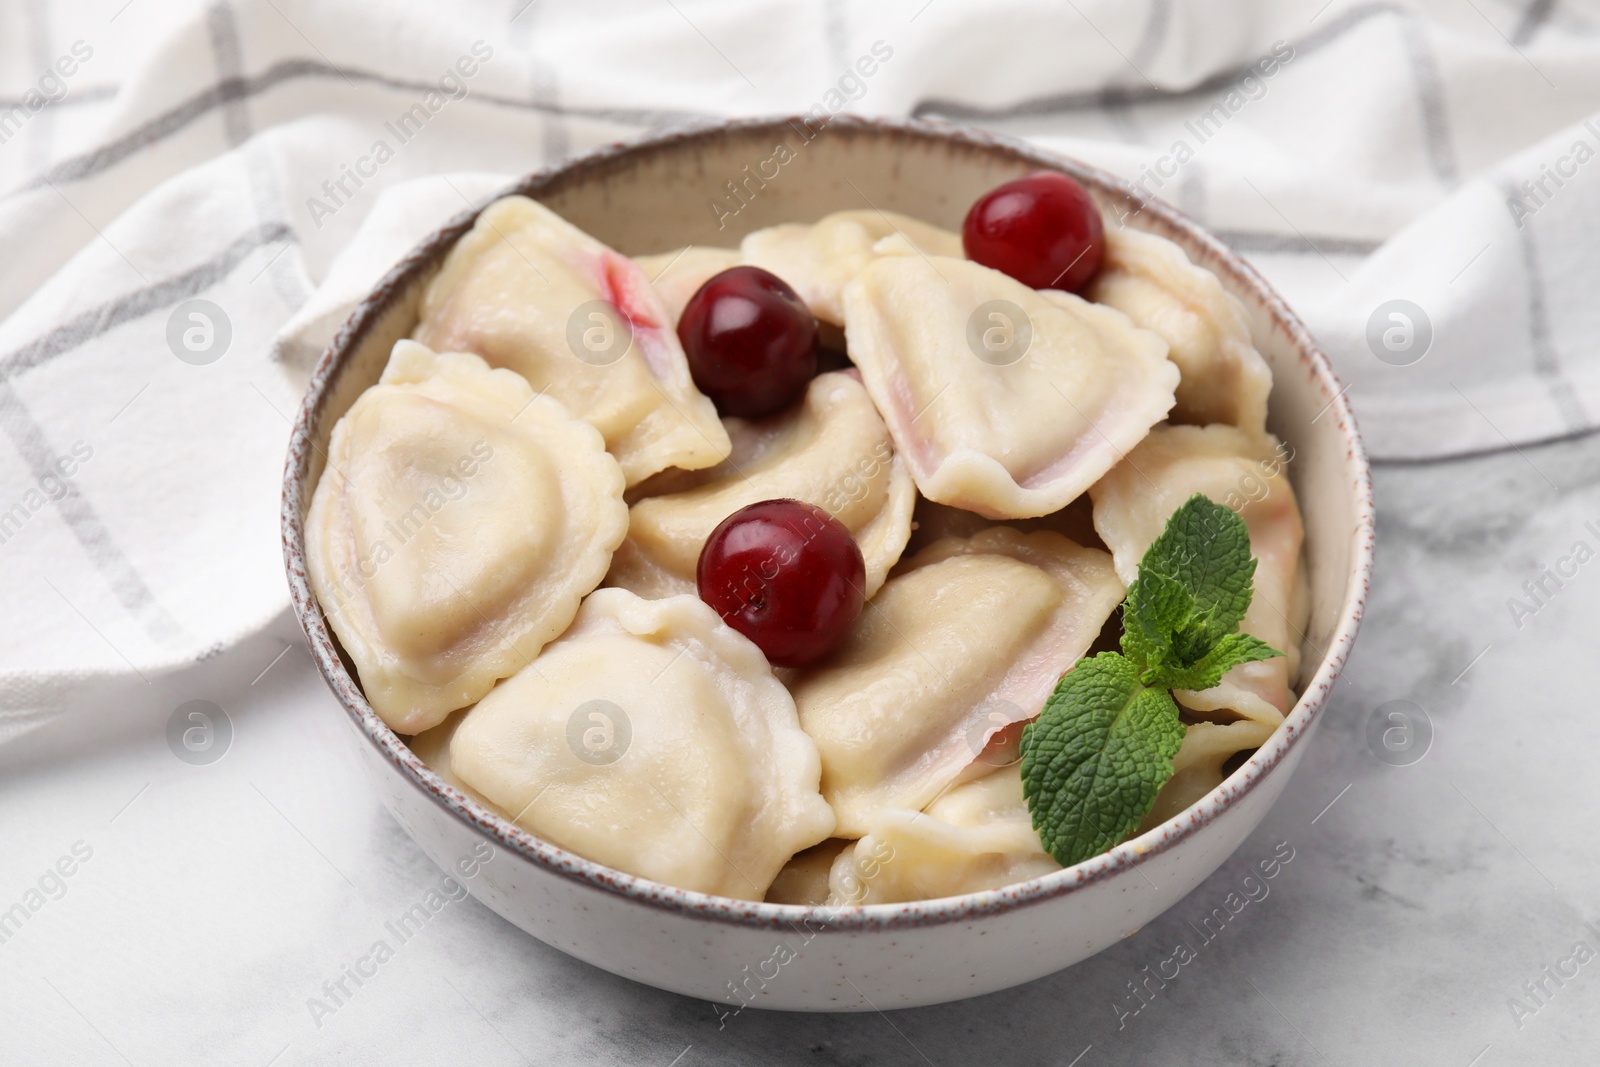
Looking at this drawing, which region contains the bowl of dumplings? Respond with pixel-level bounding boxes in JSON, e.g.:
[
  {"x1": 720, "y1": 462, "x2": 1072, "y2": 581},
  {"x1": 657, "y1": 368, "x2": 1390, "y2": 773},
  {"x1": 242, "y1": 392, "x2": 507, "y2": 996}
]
[{"x1": 283, "y1": 115, "x2": 1374, "y2": 1011}]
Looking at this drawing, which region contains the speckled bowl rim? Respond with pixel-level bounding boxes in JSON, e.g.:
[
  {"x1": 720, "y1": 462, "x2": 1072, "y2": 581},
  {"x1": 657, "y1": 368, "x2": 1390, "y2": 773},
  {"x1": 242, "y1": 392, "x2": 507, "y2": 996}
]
[{"x1": 282, "y1": 114, "x2": 1374, "y2": 933}]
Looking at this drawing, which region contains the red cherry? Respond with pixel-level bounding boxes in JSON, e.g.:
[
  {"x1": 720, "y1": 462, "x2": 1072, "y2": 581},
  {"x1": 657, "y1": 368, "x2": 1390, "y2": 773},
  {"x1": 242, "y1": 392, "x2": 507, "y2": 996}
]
[
  {"x1": 677, "y1": 266, "x2": 819, "y2": 418},
  {"x1": 962, "y1": 171, "x2": 1105, "y2": 292},
  {"x1": 696, "y1": 499, "x2": 865, "y2": 668}
]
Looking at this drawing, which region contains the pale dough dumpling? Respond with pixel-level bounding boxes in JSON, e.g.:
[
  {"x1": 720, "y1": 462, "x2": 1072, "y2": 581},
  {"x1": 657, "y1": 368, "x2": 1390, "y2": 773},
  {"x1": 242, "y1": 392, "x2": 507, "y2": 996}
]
[
  {"x1": 828, "y1": 765, "x2": 1060, "y2": 905},
  {"x1": 409, "y1": 710, "x2": 503, "y2": 813},
  {"x1": 607, "y1": 372, "x2": 915, "y2": 599},
  {"x1": 1140, "y1": 719, "x2": 1275, "y2": 831},
  {"x1": 905, "y1": 495, "x2": 1102, "y2": 557},
  {"x1": 448, "y1": 590, "x2": 836, "y2": 900},
  {"x1": 633, "y1": 245, "x2": 741, "y2": 324},
  {"x1": 1089, "y1": 424, "x2": 1309, "y2": 727},
  {"x1": 1083, "y1": 227, "x2": 1272, "y2": 433},
  {"x1": 741, "y1": 209, "x2": 964, "y2": 326},
  {"x1": 789, "y1": 527, "x2": 1124, "y2": 837},
  {"x1": 843, "y1": 254, "x2": 1178, "y2": 519},
  {"x1": 765, "y1": 839, "x2": 850, "y2": 906},
  {"x1": 414, "y1": 195, "x2": 731, "y2": 485},
  {"x1": 305, "y1": 341, "x2": 628, "y2": 734}
]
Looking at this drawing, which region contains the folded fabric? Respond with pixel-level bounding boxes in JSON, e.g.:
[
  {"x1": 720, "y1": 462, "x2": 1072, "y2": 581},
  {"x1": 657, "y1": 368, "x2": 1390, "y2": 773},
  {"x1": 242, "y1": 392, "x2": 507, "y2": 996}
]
[{"x1": 0, "y1": 0, "x2": 1595, "y2": 738}]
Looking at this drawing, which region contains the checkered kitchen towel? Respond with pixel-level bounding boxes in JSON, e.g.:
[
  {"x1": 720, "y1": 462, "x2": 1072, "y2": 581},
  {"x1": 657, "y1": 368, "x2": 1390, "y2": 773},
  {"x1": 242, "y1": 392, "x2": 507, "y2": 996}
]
[{"x1": 1, "y1": 0, "x2": 1597, "y2": 737}]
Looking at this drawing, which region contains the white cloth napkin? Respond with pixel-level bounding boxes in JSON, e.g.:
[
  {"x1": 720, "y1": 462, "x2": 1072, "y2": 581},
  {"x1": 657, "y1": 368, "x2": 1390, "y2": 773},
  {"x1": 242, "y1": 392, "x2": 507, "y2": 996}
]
[{"x1": 1, "y1": 0, "x2": 1596, "y2": 738}]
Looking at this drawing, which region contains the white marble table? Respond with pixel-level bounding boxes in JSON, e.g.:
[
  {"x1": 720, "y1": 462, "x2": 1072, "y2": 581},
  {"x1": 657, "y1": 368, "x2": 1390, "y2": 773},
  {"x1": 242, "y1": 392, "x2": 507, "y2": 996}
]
[{"x1": 2, "y1": 432, "x2": 1597, "y2": 1066}]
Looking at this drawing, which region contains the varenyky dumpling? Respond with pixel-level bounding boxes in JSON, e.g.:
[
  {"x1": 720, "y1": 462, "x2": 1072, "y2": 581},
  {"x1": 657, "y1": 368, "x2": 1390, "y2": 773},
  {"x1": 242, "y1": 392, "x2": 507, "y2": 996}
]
[
  {"x1": 843, "y1": 254, "x2": 1179, "y2": 519},
  {"x1": 828, "y1": 764, "x2": 1060, "y2": 905},
  {"x1": 789, "y1": 527, "x2": 1124, "y2": 837},
  {"x1": 633, "y1": 245, "x2": 741, "y2": 324},
  {"x1": 413, "y1": 195, "x2": 731, "y2": 485},
  {"x1": 741, "y1": 209, "x2": 964, "y2": 327},
  {"x1": 1140, "y1": 718, "x2": 1276, "y2": 831},
  {"x1": 905, "y1": 494, "x2": 1102, "y2": 557},
  {"x1": 448, "y1": 590, "x2": 835, "y2": 900},
  {"x1": 607, "y1": 371, "x2": 915, "y2": 599},
  {"x1": 305, "y1": 341, "x2": 627, "y2": 734},
  {"x1": 1083, "y1": 227, "x2": 1272, "y2": 433},
  {"x1": 409, "y1": 709, "x2": 504, "y2": 812},
  {"x1": 765, "y1": 839, "x2": 850, "y2": 906},
  {"x1": 1090, "y1": 424, "x2": 1309, "y2": 727}
]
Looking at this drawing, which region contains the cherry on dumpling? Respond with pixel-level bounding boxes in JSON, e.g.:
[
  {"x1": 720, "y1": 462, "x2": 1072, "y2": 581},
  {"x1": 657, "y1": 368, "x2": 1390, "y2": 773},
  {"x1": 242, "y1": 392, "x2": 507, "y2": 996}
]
[
  {"x1": 678, "y1": 266, "x2": 819, "y2": 418},
  {"x1": 962, "y1": 171, "x2": 1105, "y2": 292},
  {"x1": 696, "y1": 498, "x2": 864, "y2": 668}
]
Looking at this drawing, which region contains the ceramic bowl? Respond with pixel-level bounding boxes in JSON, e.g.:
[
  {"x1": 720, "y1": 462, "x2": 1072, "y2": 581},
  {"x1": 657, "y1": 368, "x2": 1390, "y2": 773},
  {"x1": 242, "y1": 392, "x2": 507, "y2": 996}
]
[{"x1": 281, "y1": 115, "x2": 1374, "y2": 1011}]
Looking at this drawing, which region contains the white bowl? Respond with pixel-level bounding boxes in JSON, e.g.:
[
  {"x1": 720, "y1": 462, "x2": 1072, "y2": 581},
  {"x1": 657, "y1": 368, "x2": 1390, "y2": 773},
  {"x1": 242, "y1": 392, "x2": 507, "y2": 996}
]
[{"x1": 281, "y1": 115, "x2": 1374, "y2": 1011}]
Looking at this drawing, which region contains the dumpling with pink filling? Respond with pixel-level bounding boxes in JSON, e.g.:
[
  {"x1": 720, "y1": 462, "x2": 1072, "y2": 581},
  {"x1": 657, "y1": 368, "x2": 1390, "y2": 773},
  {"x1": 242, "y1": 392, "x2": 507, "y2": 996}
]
[
  {"x1": 788, "y1": 527, "x2": 1123, "y2": 837},
  {"x1": 414, "y1": 196, "x2": 730, "y2": 485},
  {"x1": 633, "y1": 245, "x2": 741, "y2": 325},
  {"x1": 607, "y1": 371, "x2": 915, "y2": 600},
  {"x1": 741, "y1": 209, "x2": 963, "y2": 327},
  {"x1": 842, "y1": 254, "x2": 1178, "y2": 519},
  {"x1": 1090, "y1": 424, "x2": 1308, "y2": 728}
]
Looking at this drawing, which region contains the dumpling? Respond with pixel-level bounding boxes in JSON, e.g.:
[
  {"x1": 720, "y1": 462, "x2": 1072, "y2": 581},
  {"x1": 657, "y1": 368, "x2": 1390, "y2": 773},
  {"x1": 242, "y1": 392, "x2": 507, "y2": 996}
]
[
  {"x1": 1140, "y1": 719, "x2": 1275, "y2": 831},
  {"x1": 409, "y1": 710, "x2": 504, "y2": 813},
  {"x1": 789, "y1": 527, "x2": 1124, "y2": 837},
  {"x1": 448, "y1": 590, "x2": 835, "y2": 900},
  {"x1": 1083, "y1": 227, "x2": 1271, "y2": 434},
  {"x1": 606, "y1": 371, "x2": 915, "y2": 599},
  {"x1": 305, "y1": 341, "x2": 627, "y2": 734},
  {"x1": 765, "y1": 839, "x2": 851, "y2": 906},
  {"x1": 1089, "y1": 424, "x2": 1308, "y2": 727},
  {"x1": 827, "y1": 765, "x2": 1060, "y2": 905},
  {"x1": 741, "y1": 209, "x2": 964, "y2": 326},
  {"x1": 904, "y1": 494, "x2": 1102, "y2": 558},
  {"x1": 633, "y1": 245, "x2": 741, "y2": 324},
  {"x1": 413, "y1": 195, "x2": 730, "y2": 485},
  {"x1": 843, "y1": 254, "x2": 1178, "y2": 519}
]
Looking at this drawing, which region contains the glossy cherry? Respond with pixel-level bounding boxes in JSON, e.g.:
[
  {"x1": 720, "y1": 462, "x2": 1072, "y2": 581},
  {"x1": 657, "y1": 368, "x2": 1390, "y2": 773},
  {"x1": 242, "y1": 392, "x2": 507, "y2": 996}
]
[
  {"x1": 677, "y1": 266, "x2": 819, "y2": 418},
  {"x1": 962, "y1": 171, "x2": 1105, "y2": 292},
  {"x1": 696, "y1": 498, "x2": 864, "y2": 668}
]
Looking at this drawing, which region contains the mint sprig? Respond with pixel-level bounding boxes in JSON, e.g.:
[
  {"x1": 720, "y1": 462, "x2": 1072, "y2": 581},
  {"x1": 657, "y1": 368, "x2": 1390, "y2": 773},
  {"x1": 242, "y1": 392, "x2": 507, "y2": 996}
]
[{"x1": 1020, "y1": 494, "x2": 1284, "y2": 867}]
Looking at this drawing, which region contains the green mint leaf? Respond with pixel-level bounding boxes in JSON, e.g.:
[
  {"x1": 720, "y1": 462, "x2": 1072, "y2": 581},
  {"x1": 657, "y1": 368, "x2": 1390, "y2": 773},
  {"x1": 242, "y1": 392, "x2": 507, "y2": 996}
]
[
  {"x1": 1118, "y1": 569, "x2": 1187, "y2": 675},
  {"x1": 1122, "y1": 493, "x2": 1263, "y2": 671},
  {"x1": 1020, "y1": 652, "x2": 1187, "y2": 867},
  {"x1": 1021, "y1": 493, "x2": 1289, "y2": 868},
  {"x1": 1145, "y1": 632, "x2": 1281, "y2": 692}
]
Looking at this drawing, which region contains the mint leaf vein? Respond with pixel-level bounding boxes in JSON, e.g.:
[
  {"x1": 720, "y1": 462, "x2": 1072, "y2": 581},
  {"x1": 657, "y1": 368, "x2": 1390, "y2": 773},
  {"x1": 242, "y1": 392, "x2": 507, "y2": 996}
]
[{"x1": 1021, "y1": 494, "x2": 1286, "y2": 868}]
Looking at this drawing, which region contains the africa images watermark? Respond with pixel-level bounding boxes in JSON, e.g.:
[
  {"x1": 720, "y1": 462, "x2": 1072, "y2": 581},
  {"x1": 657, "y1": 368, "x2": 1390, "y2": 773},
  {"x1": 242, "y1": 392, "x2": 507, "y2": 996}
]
[
  {"x1": 319, "y1": 438, "x2": 496, "y2": 616},
  {"x1": 1505, "y1": 117, "x2": 1600, "y2": 230},
  {"x1": 305, "y1": 840, "x2": 496, "y2": 1028},
  {"x1": 705, "y1": 40, "x2": 896, "y2": 231},
  {"x1": 1504, "y1": 518, "x2": 1600, "y2": 630},
  {"x1": 0, "y1": 439, "x2": 93, "y2": 547},
  {"x1": 711, "y1": 439, "x2": 891, "y2": 614},
  {"x1": 305, "y1": 40, "x2": 495, "y2": 229},
  {"x1": 1505, "y1": 920, "x2": 1600, "y2": 1030},
  {"x1": 0, "y1": 40, "x2": 95, "y2": 149},
  {"x1": 1115, "y1": 40, "x2": 1296, "y2": 221},
  {"x1": 0, "y1": 840, "x2": 95, "y2": 948},
  {"x1": 1111, "y1": 840, "x2": 1297, "y2": 1030},
  {"x1": 711, "y1": 836, "x2": 896, "y2": 1029}
]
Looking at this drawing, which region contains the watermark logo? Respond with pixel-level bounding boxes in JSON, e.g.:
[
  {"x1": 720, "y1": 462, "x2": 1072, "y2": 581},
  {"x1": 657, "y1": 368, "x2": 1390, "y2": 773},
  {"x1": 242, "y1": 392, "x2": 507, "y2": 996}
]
[
  {"x1": 565, "y1": 300, "x2": 633, "y2": 367},
  {"x1": 965, "y1": 300, "x2": 1032, "y2": 366},
  {"x1": 167, "y1": 699, "x2": 232, "y2": 765},
  {"x1": 566, "y1": 700, "x2": 630, "y2": 766},
  {"x1": 1365, "y1": 299, "x2": 1432, "y2": 367},
  {"x1": 1365, "y1": 699, "x2": 1432, "y2": 767},
  {"x1": 964, "y1": 698, "x2": 1024, "y2": 765},
  {"x1": 166, "y1": 299, "x2": 232, "y2": 365}
]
